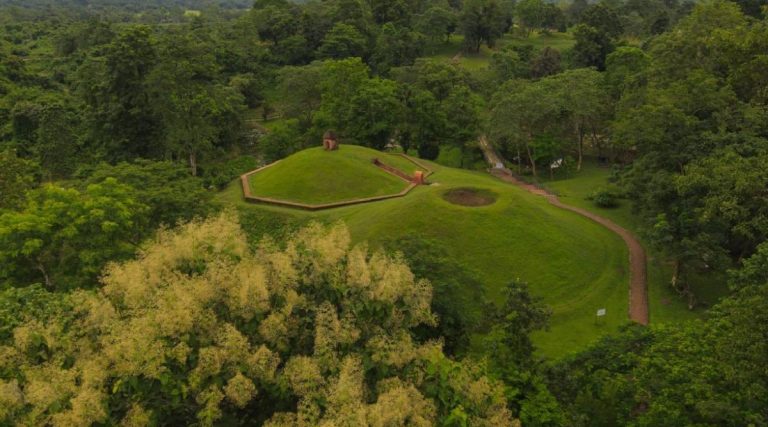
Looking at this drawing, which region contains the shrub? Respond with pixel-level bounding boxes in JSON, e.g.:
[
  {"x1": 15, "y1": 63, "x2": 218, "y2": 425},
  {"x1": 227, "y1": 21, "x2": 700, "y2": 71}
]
[{"x1": 588, "y1": 187, "x2": 620, "y2": 208}]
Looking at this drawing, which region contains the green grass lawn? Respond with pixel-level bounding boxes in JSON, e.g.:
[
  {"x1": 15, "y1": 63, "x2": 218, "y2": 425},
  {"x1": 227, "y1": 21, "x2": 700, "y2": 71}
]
[
  {"x1": 540, "y1": 160, "x2": 730, "y2": 323},
  {"x1": 421, "y1": 31, "x2": 575, "y2": 72},
  {"x1": 499, "y1": 30, "x2": 576, "y2": 51},
  {"x1": 219, "y1": 148, "x2": 633, "y2": 359},
  {"x1": 248, "y1": 146, "x2": 412, "y2": 204}
]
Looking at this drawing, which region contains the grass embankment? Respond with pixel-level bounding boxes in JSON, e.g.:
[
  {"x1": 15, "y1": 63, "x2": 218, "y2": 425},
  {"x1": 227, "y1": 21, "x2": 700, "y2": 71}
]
[
  {"x1": 219, "y1": 147, "x2": 631, "y2": 358},
  {"x1": 248, "y1": 146, "x2": 412, "y2": 204},
  {"x1": 539, "y1": 160, "x2": 729, "y2": 323}
]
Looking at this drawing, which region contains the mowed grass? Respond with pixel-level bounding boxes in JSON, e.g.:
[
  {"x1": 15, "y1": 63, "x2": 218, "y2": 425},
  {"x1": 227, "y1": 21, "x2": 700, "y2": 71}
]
[
  {"x1": 248, "y1": 146, "x2": 411, "y2": 204},
  {"x1": 541, "y1": 160, "x2": 730, "y2": 323},
  {"x1": 421, "y1": 31, "x2": 575, "y2": 72},
  {"x1": 219, "y1": 148, "x2": 631, "y2": 359},
  {"x1": 500, "y1": 30, "x2": 576, "y2": 51}
]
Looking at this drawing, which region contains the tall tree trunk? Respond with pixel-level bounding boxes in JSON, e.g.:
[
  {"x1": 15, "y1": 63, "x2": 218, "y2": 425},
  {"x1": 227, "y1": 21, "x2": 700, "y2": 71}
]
[
  {"x1": 525, "y1": 141, "x2": 537, "y2": 177},
  {"x1": 36, "y1": 261, "x2": 52, "y2": 290},
  {"x1": 576, "y1": 123, "x2": 584, "y2": 171},
  {"x1": 189, "y1": 151, "x2": 198, "y2": 176},
  {"x1": 517, "y1": 146, "x2": 522, "y2": 174}
]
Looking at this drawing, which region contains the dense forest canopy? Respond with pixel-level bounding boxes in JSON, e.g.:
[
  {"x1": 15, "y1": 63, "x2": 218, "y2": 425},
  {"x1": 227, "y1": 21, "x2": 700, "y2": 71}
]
[{"x1": 1, "y1": 0, "x2": 767, "y2": 424}]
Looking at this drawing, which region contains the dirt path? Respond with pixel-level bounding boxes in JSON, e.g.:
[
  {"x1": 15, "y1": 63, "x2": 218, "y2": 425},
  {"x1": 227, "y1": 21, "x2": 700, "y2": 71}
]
[{"x1": 479, "y1": 138, "x2": 649, "y2": 325}]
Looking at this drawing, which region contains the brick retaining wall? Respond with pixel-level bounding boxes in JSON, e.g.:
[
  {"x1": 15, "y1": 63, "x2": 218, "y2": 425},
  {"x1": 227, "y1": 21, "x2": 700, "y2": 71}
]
[{"x1": 240, "y1": 154, "x2": 434, "y2": 211}]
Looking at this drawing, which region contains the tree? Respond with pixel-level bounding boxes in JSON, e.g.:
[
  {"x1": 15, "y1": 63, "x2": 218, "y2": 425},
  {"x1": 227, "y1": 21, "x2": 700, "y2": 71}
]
[
  {"x1": 384, "y1": 236, "x2": 487, "y2": 355},
  {"x1": 0, "y1": 215, "x2": 517, "y2": 426},
  {"x1": 571, "y1": 24, "x2": 614, "y2": 70},
  {"x1": 530, "y1": 47, "x2": 562, "y2": 79},
  {"x1": 441, "y1": 86, "x2": 484, "y2": 164},
  {"x1": 549, "y1": 68, "x2": 612, "y2": 170},
  {"x1": 460, "y1": 0, "x2": 507, "y2": 53},
  {"x1": 399, "y1": 87, "x2": 448, "y2": 156},
  {"x1": 148, "y1": 31, "x2": 246, "y2": 176},
  {"x1": 344, "y1": 78, "x2": 402, "y2": 149},
  {"x1": 316, "y1": 22, "x2": 368, "y2": 59},
  {"x1": 83, "y1": 160, "x2": 211, "y2": 229},
  {"x1": 579, "y1": 3, "x2": 623, "y2": 38},
  {"x1": 490, "y1": 78, "x2": 563, "y2": 177},
  {"x1": 604, "y1": 46, "x2": 650, "y2": 99},
  {"x1": 417, "y1": 5, "x2": 457, "y2": 45},
  {"x1": 253, "y1": 5, "x2": 299, "y2": 45},
  {"x1": 371, "y1": 23, "x2": 424, "y2": 73},
  {"x1": 550, "y1": 263, "x2": 768, "y2": 425},
  {"x1": 490, "y1": 47, "x2": 530, "y2": 81},
  {"x1": 0, "y1": 150, "x2": 38, "y2": 211},
  {"x1": 515, "y1": 0, "x2": 546, "y2": 36},
  {"x1": 313, "y1": 58, "x2": 370, "y2": 136},
  {"x1": 0, "y1": 179, "x2": 147, "y2": 290},
  {"x1": 79, "y1": 25, "x2": 161, "y2": 160},
  {"x1": 482, "y1": 281, "x2": 564, "y2": 426},
  {"x1": 259, "y1": 118, "x2": 303, "y2": 162},
  {"x1": 278, "y1": 62, "x2": 324, "y2": 128},
  {"x1": 9, "y1": 98, "x2": 81, "y2": 181}
]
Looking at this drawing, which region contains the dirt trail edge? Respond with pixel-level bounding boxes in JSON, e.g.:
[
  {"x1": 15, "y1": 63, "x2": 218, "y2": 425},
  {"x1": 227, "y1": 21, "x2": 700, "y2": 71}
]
[{"x1": 479, "y1": 137, "x2": 649, "y2": 325}]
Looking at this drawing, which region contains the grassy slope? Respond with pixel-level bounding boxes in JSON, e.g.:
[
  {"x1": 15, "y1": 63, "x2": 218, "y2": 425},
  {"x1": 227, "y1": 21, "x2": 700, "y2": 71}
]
[
  {"x1": 219, "y1": 150, "x2": 631, "y2": 358},
  {"x1": 248, "y1": 146, "x2": 411, "y2": 204},
  {"x1": 541, "y1": 161, "x2": 730, "y2": 323}
]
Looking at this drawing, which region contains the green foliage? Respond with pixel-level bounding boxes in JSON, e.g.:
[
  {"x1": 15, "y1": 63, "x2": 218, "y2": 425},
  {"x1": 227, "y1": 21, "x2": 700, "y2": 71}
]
[
  {"x1": 460, "y1": 0, "x2": 507, "y2": 53},
  {"x1": 491, "y1": 54, "x2": 608, "y2": 177},
  {"x1": 83, "y1": 159, "x2": 212, "y2": 227},
  {"x1": 317, "y1": 22, "x2": 368, "y2": 59},
  {"x1": 587, "y1": 187, "x2": 619, "y2": 208},
  {"x1": 259, "y1": 118, "x2": 303, "y2": 162},
  {"x1": 550, "y1": 270, "x2": 768, "y2": 426},
  {"x1": 0, "y1": 285, "x2": 73, "y2": 344},
  {"x1": 0, "y1": 179, "x2": 147, "y2": 290},
  {"x1": 614, "y1": 1, "x2": 768, "y2": 300},
  {"x1": 148, "y1": 29, "x2": 246, "y2": 176},
  {"x1": 80, "y1": 25, "x2": 161, "y2": 160},
  {"x1": 0, "y1": 215, "x2": 516, "y2": 426},
  {"x1": 0, "y1": 149, "x2": 38, "y2": 211},
  {"x1": 383, "y1": 236, "x2": 487, "y2": 355},
  {"x1": 579, "y1": 3, "x2": 623, "y2": 39},
  {"x1": 571, "y1": 24, "x2": 613, "y2": 70},
  {"x1": 371, "y1": 22, "x2": 425, "y2": 73},
  {"x1": 344, "y1": 77, "x2": 402, "y2": 149}
]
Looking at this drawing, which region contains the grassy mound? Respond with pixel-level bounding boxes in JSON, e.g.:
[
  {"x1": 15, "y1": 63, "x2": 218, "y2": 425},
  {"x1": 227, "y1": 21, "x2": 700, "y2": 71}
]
[
  {"x1": 220, "y1": 154, "x2": 631, "y2": 358},
  {"x1": 443, "y1": 188, "x2": 497, "y2": 207},
  {"x1": 248, "y1": 146, "x2": 414, "y2": 204}
]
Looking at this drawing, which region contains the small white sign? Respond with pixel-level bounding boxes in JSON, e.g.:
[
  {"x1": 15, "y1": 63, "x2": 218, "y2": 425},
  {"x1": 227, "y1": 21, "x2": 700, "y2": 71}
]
[
  {"x1": 495, "y1": 162, "x2": 504, "y2": 169},
  {"x1": 596, "y1": 308, "x2": 606, "y2": 317}
]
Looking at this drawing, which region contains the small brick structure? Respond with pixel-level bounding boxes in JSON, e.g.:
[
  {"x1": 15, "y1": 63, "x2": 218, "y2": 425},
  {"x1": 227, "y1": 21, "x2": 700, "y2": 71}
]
[
  {"x1": 240, "y1": 153, "x2": 434, "y2": 211},
  {"x1": 323, "y1": 130, "x2": 339, "y2": 151}
]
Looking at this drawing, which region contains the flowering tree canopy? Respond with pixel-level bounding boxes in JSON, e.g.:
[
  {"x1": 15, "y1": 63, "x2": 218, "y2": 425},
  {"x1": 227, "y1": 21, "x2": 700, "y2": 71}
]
[{"x1": 0, "y1": 214, "x2": 515, "y2": 426}]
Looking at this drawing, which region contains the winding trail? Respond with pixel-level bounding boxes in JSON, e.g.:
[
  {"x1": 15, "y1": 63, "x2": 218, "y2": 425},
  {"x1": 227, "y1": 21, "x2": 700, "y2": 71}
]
[{"x1": 479, "y1": 137, "x2": 649, "y2": 325}]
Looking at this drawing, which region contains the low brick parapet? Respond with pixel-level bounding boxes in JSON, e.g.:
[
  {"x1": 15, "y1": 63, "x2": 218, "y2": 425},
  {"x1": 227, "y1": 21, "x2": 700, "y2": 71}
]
[{"x1": 240, "y1": 154, "x2": 434, "y2": 211}]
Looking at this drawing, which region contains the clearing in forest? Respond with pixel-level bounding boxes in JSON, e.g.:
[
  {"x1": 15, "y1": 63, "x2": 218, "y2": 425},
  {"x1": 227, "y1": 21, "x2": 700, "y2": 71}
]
[{"x1": 219, "y1": 147, "x2": 631, "y2": 358}]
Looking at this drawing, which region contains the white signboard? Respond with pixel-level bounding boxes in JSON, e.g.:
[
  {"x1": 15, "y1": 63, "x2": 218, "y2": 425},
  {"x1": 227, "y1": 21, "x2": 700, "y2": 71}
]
[{"x1": 596, "y1": 308, "x2": 606, "y2": 317}]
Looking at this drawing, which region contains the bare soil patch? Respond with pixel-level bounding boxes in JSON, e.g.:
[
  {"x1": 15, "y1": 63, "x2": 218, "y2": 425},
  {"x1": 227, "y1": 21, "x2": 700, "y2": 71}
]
[{"x1": 443, "y1": 188, "x2": 497, "y2": 207}]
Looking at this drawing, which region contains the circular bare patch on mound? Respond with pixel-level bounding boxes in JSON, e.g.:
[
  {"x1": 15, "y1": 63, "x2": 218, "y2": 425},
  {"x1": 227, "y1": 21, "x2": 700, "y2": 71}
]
[{"x1": 442, "y1": 188, "x2": 497, "y2": 207}]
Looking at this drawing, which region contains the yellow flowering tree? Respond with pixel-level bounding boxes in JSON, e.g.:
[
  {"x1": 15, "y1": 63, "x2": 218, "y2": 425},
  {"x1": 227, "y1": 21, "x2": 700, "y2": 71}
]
[{"x1": 0, "y1": 213, "x2": 515, "y2": 426}]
